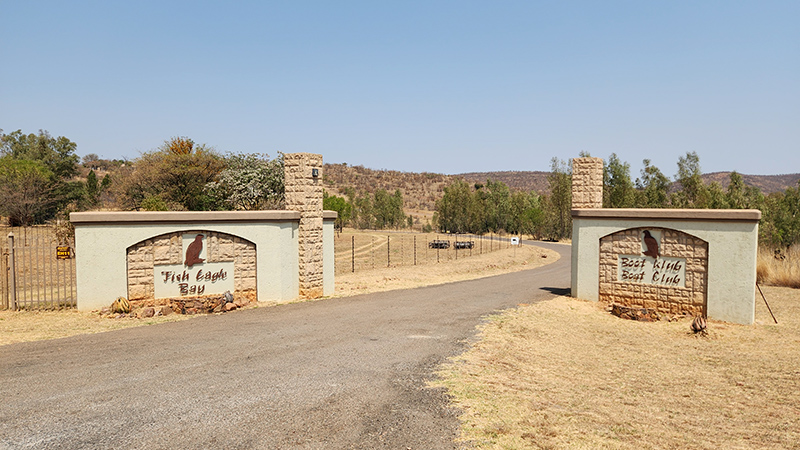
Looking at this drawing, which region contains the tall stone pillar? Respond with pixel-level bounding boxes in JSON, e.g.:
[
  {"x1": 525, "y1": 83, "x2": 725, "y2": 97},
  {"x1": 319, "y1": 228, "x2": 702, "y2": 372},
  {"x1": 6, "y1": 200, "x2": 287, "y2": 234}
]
[
  {"x1": 284, "y1": 153, "x2": 324, "y2": 298},
  {"x1": 571, "y1": 157, "x2": 604, "y2": 209}
]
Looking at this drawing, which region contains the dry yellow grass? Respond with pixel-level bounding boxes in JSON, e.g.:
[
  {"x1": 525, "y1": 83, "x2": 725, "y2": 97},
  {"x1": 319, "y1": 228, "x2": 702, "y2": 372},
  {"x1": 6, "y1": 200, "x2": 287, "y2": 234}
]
[
  {"x1": 0, "y1": 309, "x2": 191, "y2": 346},
  {"x1": 758, "y1": 246, "x2": 800, "y2": 288},
  {"x1": 433, "y1": 286, "x2": 800, "y2": 449},
  {"x1": 334, "y1": 242, "x2": 559, "y2": 297}
]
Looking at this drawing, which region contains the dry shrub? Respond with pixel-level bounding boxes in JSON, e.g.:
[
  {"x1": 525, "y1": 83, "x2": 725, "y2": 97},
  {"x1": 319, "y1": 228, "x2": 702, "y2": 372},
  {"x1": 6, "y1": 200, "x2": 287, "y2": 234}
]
[{"x1": 757, "y1": 246, "x2": 800, "y2": 288}]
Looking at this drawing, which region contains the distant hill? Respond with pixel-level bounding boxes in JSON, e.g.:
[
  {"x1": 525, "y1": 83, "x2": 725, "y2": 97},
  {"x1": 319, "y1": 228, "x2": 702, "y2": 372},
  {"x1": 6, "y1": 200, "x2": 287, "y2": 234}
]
[
  {"x1": 460, "y1": 171, "x2": 551, "y2": 193},
  {"x1": 700, "y1": 172, "x2": 799, "y2": 195},
  {"x1": 322, "y1": 164, "x2": 799, "y2": 215},
  {"x1": 323, "y1": 163, "x2": 459, "y2": 212}
]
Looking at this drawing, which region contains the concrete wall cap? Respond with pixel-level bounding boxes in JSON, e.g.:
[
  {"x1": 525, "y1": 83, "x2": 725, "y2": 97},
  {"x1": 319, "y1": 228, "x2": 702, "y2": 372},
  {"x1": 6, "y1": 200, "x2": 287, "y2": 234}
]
[
  {"x1": 70, "y1": 210, "x2": 302, "y2": 224},
  {"x1": 571, "y1": 208, "x2": 761, "y2": 222}
]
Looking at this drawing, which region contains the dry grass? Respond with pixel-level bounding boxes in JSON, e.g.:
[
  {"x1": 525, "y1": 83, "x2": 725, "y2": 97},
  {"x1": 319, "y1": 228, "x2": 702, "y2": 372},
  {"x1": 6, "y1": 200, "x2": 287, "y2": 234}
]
[
  {"x1": 333, "y1": 229, "x2": 521, "y2": 275},
  {"x1": 334, "y1": 241, "x2": 559, "y2": 297},
  {"x1": 433, "y1": 286, "x2": 800, "y2": 449},
  {"x1": 758, "y1": 246, "x2": 800, "y2": 289},
  {"x1": 0, "y1": 309, "x2": 192, "y2": 346}
]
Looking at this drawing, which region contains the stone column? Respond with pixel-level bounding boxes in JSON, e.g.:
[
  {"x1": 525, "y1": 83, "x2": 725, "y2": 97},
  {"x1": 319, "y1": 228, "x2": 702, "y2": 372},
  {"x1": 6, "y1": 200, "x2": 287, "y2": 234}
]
[
  {"x1": 571, "y1": 157, "x2": 604, "y2": 209},
  {"x1": 284, "y1": 153, "x2": 324, "y2": 298}
]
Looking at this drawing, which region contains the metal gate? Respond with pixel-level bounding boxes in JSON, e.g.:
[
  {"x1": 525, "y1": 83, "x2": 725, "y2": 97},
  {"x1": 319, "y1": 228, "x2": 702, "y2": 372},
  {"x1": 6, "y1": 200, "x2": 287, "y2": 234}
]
[{"x1": 1, "y1": 226, "x2": 77, "y2": 310}]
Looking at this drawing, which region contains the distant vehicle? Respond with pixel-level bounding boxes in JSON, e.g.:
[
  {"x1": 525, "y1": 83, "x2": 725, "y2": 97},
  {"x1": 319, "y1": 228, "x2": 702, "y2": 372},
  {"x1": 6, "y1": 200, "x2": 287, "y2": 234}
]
[
  {"x1": 429, "y1": 240, "x2": 450, "y2": 249},
  {"x1": 454, "y1": 241, "x2": 474, "y2": 249},
  {"x1": 510, "y1": 237, "x2": 520, "y2": 245}
]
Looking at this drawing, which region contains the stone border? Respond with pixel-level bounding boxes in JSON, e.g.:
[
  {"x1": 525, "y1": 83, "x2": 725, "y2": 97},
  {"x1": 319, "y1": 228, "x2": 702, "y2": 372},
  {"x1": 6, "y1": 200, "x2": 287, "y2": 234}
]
[{"x1": 598, "y1": 227, "x2": 709, "y2": 317}]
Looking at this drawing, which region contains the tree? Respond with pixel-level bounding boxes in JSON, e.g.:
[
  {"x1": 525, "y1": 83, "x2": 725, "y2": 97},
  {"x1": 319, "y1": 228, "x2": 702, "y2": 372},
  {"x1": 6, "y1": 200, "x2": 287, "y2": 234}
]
[
  {"x1": 323, "y1": 191, "x2": 352, "y2": 231},
  {"x1": 483, "y1": 180, "x2": 511, "y2": 232},
  {"x1": 0, "y1": 158, "x2": 57, "y2": 225},
  {"x1": 603, "y1": 153, "x2": 636, "y2": 208},
  {"x1": 82, "y1": 153, "x2": 100, "y2": 166},
  {"x1": 673, "y1": 151, "x2": 707, "y2": 208},
  {"x1": 635, "y1": 159, "x2": 670, "y2": 208},
  {"x1": 205, "y1": 153, "x2": 284, "y2": 210},
  {"x1": 436, "y1": 179, "x2": 475, "y2": 233},
  {"x1": 541, "y1": 157, "x2": 572, "y2": 240},
  {"x1": 0, "y1": 129, "x2": 79, "y2": 179},
  {"x1": 113, "y1": 137, "x2": 225, "y2": 211},
  {"x1": 760, "y1": 182, "x2": 800, "y2": 248},
  {"x1": 0, "y1": 129, "x2": 81, "y2": 223},
  {"x1": 85, "y1": 169, "x2": 99, "y2": 206},
  {"x1": 725, "y1": 171, "x2": 763, "y2": 210}
]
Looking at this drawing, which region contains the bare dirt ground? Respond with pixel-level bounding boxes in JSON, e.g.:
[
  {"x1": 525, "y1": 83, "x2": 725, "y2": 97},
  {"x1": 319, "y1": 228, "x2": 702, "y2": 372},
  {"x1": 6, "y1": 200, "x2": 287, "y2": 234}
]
[
  {"x1": 433, "y1": 285, "x2": 800, "y2": 449},
  {"x1": 334, "y1": 242, "x2": 557, "y2": 297},
  {"x1": 0, "y1": 241, "x2": 559, "y2": 346}
]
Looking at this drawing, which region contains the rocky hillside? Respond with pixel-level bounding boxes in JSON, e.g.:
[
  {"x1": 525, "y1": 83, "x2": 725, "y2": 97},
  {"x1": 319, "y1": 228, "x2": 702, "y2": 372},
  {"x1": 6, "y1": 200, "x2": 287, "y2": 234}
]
[{"x1": 324, "y1": 164, "x2": 799, "y2": 215}]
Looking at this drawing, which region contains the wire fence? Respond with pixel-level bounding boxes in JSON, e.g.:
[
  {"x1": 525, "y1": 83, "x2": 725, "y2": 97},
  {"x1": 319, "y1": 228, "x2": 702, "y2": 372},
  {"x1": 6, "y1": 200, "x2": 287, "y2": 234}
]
[
  {"x1": 334, "y1": 230, "x2": 517, "y2": 275},
  {"x1": 1, "y1": 225, "x2": 77, "y2": 310}
]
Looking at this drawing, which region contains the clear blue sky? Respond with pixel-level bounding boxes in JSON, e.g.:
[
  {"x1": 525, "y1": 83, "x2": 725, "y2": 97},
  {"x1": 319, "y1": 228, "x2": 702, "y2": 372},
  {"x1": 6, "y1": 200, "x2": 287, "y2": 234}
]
[{"x1": 2, "y1": 1, "x2": 798, "y2": 178}]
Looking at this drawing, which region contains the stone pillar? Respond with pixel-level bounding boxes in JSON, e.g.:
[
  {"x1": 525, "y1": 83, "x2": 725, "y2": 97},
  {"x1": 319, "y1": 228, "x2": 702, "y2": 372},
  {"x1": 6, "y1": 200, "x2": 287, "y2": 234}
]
[
  {"x1": 571, "y1": 157, "x2": 604, "y2": 209},
  {"x1": 284, "y1": 153, "x2": 324, "y2": 298}
]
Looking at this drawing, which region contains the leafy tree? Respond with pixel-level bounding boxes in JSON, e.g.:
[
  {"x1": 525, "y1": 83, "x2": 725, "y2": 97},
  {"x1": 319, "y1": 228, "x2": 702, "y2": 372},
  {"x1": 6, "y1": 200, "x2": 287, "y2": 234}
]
[
  {"x1": 483, "y1": 180, "x2": 512, "y2": 232},
  {"x1": 760, "y1": 182, "x2": 800, "y2": 248},
  {"x1": 541, "y1": 157, "x2": 572, "y2": 240},
  {"x1": 82, "y1": 153, "x2": 100, "y2": 166},
  {"x1": 113, "y1": 137, "x2": 224, "y2": 211},
  {"x1": 0, "y1": 129, "x2": 79, "y2": 179},
  {"x1": 726, "y1": 171, "x2": 763, "y2": 210},
  {"x1": 0, "y1": 158, "x2": 57, "y2": 225},
  {"x1": 672, "y1": 151, "x2": 707, "y2": 208},
  {"x1": 603, "y1": 153, "x2": 636, "y2": 208},
  {"x1": 508, "y1": 191, "x2": 543, "y2": 236},
  {"x1": 635, "y1": 159, "x2": 670, "y2": 208},
  {"x1": 323, "y1": 191, "x2": 352, "y2": 230},
  {"x1": 0, "y1": 129, "x2": 81, "y2": 223},
  {"x1": 205, "y1": 153, "x2": 284, "y2": 210},
  {"x1": 436, "y1": 179, "x2": 475, "y2": 233},
  {"x1": 85, "y1": 169, "x2": 99, "y2": 206}
]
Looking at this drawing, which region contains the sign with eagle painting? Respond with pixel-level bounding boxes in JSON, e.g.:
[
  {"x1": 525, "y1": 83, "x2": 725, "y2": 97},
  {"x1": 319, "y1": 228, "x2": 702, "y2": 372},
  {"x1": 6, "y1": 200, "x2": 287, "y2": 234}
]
[
  {"x1": 153, "y1": 233, "x2": 235, "y2": 298},
  {"x1": 617, "y1": 229, "x2": 686, "y2": 287}
]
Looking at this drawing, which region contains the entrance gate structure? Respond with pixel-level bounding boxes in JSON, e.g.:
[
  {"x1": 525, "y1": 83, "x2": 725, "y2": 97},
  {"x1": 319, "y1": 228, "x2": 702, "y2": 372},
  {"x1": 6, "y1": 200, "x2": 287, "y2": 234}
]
[{"x1": 570, "y1": 157, "x2": 760, "y2": 325}]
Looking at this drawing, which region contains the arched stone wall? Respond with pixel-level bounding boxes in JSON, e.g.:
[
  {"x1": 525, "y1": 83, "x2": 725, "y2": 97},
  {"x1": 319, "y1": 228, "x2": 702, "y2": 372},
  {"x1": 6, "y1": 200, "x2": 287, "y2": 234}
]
[
  {"x1": 598, "y1": 227, "x2": 708, "y2": 317},
  {"x1": 126, "y1": 230, "x2": 256, "y2": 303}
]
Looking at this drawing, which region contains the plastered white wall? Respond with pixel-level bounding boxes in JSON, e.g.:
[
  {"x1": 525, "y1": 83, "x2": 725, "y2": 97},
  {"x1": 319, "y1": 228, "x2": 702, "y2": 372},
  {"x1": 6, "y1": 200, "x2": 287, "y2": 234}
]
[
  {"x1": 323, "y1": 219, "x2": 335, "y2": 296},
  {"x1": 572, "y1": 218, "x2": 758, "y2": 324},
  {"x1": 74, "y1": 221, "x2": 299, "y2": 311}
]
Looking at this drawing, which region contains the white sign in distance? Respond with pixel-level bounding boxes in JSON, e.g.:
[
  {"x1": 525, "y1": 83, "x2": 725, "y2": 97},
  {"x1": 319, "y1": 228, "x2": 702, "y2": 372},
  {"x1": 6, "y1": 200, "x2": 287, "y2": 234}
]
[{"x1": 618, "y1": 255, "x2": 686, "y2": 288}]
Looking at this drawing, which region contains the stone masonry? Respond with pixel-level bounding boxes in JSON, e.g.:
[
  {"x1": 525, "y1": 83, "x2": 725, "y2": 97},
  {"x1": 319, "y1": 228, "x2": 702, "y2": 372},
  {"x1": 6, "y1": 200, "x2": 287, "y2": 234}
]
[
  {"x1": 571, "y1": 157, "x2": 604, "y2": 209},
  {"x1": 284, "y1": 153, "x2": 324, "y2": 298},
  {"x1": 598, "y1": 227, "x2": 708, "y2": 316},
  {"x1": 126, "y1": 230, "x2": 256, "y2": 301}
]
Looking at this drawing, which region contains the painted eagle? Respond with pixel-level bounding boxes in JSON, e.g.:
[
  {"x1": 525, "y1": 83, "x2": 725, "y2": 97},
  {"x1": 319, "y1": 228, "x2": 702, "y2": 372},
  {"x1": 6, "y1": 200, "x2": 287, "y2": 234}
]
[
  {"x1": 643, "y1": 230, "x2": 659, "y2": 259},
  {"x1": 185, "y1": 234, "x2": 205, "y2": 268}
]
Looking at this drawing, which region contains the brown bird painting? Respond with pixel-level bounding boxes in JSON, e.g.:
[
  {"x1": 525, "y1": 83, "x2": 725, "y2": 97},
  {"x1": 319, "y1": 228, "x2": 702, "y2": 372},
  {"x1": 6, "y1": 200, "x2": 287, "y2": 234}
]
[
  {"x1": 185, "y1": 234, "x2": 205, "y2": 268},
  {"x1": 642, "y1": 230, "x2": 659, "y2": 259}
]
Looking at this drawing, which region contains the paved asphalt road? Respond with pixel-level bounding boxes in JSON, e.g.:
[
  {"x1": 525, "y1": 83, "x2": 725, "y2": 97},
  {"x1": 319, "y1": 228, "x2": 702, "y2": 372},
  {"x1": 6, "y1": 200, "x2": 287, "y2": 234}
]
[{"x1": 1, "y1": 241, "x2": 570, "y2": 450}]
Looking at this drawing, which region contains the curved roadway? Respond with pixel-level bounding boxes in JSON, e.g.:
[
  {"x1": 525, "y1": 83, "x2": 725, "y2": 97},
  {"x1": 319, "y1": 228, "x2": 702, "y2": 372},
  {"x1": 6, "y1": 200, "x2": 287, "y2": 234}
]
[{"x1": 1, "y1": 241, "x2": 570, "y2": 449}]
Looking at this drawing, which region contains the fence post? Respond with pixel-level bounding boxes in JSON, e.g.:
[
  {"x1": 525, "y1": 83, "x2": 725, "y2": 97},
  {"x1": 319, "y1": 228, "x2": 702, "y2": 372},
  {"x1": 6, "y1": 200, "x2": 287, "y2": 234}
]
[
  {"x1": 387, "y1": 236, "x2": 390, "y2": 267},
  {"x1": 455, "y1": 233, "x2": 458, "y2": 260},
  {"x1": 8, "y1": 233, "x2": 17, "y2": 311},
  {"x1": 351, "y1": 235, "x2": 355, "y2": 273},
  {"x1": 414, "y1": 236, "x2": 417, "y2": 266}
]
